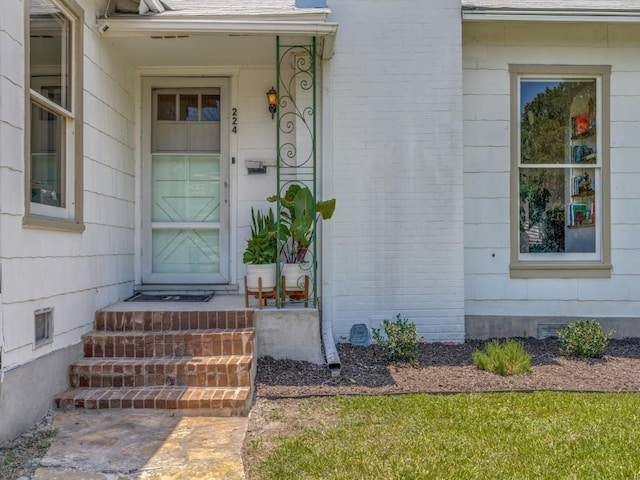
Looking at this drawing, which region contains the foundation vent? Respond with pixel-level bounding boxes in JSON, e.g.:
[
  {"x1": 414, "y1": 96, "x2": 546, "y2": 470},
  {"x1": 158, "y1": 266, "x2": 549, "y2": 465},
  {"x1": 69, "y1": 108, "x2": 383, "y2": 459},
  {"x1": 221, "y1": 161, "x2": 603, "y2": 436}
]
[
  {"x1": 538, "y1": 324, "x2": 567, "y2": 340},
  {"x1": 34, "y1": 308, "x2": 53, "y2": 346}
]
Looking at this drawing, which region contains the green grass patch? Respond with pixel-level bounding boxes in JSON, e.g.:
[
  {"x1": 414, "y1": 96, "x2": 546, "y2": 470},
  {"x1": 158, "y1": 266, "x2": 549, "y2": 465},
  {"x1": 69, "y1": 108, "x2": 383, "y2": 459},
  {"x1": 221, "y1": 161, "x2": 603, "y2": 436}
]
[
  {"x1": 255, "y1": 393, "x2": 640, "y2": 479},
  {"x1": 472, "y1": 338, "x2": 532, "y2": 376}
]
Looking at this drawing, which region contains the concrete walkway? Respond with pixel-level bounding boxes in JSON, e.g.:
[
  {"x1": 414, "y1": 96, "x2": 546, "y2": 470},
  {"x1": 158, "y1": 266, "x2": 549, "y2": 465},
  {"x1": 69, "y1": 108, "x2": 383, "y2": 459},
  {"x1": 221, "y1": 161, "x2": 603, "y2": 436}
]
[{"x1": 33, "y1": 410, "x2": 248, "y2": 480}]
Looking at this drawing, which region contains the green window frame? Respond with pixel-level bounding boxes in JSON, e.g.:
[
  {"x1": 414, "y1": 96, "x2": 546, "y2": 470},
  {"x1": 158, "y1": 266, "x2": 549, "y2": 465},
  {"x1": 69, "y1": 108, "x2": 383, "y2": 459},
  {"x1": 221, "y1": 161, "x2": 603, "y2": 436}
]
[
  {"x1": 509, "y1": 65, "x2": 611, "y2": 279},
  {"x1": 24, "y1": 0, "x2": 84, "y2": 232}
]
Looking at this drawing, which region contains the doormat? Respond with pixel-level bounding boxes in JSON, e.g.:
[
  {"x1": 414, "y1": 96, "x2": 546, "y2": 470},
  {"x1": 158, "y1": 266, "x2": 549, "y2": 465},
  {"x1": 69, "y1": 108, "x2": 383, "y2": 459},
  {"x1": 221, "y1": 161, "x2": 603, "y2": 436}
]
[{"x1": 124, "y1": 293, "x2": 214, "y2": 303}]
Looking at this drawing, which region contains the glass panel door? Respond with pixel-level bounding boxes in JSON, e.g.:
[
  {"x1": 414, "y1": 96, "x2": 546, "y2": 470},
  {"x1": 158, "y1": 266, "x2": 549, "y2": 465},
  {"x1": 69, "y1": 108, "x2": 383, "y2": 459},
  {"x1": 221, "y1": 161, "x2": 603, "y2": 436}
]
[
  {"x1": 144, "y1": 85, "x2": 228, "y2": 284},
  {"x1": 151, "y1": 154, "x2": 220, "y2": 274}
]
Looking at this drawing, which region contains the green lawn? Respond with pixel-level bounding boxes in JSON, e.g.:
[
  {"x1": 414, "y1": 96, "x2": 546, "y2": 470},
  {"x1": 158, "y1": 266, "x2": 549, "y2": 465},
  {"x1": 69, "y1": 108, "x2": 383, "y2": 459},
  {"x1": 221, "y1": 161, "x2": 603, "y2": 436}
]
[{"x1": 252, "y1": 392, "x2": 640, "y2": 479}]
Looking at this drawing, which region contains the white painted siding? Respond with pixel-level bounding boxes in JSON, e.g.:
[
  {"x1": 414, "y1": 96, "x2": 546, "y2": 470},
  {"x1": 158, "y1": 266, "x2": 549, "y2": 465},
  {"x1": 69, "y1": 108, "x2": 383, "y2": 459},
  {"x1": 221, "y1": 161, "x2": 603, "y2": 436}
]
[
  {"x1": 463, "y1": 22, "x2": 640, "y2": 317},
  {"x1": 0, "y1": 0, "x2": 26, "y2": 369},
  {"x1": 324, "y1": 0, "x2": 465, "y2": 342},
  {"x1": 0, "y1": 0, "x2": 136, "y2": 371}
]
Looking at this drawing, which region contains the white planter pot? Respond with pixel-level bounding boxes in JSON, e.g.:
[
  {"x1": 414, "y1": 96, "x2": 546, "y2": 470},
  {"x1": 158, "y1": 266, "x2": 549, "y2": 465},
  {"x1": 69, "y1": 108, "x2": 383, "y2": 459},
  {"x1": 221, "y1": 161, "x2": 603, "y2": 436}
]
[
  {"x1": 282, "y1": 263, "x2": 309, "y2": 291},
  {"x1": 245, "y1": 263, "x2": 277, "y2": 292}
]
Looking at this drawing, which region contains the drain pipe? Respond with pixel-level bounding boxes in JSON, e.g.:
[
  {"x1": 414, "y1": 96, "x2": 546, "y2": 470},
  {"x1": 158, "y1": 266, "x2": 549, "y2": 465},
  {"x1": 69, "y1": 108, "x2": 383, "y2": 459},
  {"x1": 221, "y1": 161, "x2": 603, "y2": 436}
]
[{"x1": 319, "y1": 298, "x2": 341, "y2": 376}]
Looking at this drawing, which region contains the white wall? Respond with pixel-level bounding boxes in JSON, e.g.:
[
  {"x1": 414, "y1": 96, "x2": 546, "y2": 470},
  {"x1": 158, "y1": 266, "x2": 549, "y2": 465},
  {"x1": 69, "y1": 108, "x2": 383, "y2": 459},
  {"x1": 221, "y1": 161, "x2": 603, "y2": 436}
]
[
  {"x1": 0, "y1": 0, "x2": 136, "y2": 372},
  {"x1": 324, "y1": 0, "x2": 465, "y2": 342},
  {"x1": 0, "y1": 0, "x2": 25, "y2": 368},
  {"x1": 235, "y1": 66, "x2": 281, "y2": 281},
  {"x1": 463, "y1": 22, "x2": 640, "y2": 318}
]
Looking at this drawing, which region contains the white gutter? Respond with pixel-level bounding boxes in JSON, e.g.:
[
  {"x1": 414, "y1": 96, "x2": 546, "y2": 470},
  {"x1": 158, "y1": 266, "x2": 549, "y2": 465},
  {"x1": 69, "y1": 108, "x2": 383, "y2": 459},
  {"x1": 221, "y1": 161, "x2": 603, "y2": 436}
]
[
  {"x1": 97, "y1": 18, "x2": 338, "y2": 36},
  {"x1": 463, "y1": 9, "x2": 640, "y2": 23}
]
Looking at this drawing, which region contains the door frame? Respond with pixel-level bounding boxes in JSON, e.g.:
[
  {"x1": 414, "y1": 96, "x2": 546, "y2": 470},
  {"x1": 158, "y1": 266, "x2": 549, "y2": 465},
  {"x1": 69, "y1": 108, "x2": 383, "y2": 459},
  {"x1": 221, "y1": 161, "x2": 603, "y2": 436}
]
[{"x1": 140, "y1": 76, "x2": 231, "y2": 285}]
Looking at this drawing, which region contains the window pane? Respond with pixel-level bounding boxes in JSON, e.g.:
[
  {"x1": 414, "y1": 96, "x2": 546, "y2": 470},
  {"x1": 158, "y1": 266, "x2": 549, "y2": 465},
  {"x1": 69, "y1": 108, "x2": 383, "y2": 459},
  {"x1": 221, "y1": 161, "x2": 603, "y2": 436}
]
[
  {"x1": 202, "y1": 95, "x2": 220, "y2": 121},
  {"x1": 180, "y1": 95, "x2": 199, "y2": 121},
  {"x1": 519, "y1": 168, "x2": 596, "y2": 254},
  {"x1": 567, "y1": 168, "x2": 596, "y2": 253},
  {"x1": 157, "y1": 94, "x2": 176, "y2": 120},
  {"x1": 30, "y1": 0, "x2": 70, "y2": 110},
  {"x1": 520, "y1": 79, "x2": 596, "y2": 165},
  {"x1": 31, "y1": 101, "x2": 64, "y2": 207}
]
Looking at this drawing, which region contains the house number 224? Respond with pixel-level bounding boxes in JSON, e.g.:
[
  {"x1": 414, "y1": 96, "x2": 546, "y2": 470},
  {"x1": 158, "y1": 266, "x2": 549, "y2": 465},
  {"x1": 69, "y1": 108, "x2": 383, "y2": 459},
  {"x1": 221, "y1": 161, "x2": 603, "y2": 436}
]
[{"x1": 232, "y1": 108, "x2": 238, "y2": 134}]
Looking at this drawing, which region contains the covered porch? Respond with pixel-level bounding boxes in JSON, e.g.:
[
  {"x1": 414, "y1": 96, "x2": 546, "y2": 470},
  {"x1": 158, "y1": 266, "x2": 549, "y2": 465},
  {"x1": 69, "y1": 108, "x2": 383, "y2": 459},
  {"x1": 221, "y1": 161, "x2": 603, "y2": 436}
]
[
  {"x1": 96, "y1": 0, "x2": 337, "y2": 308},
  {"x1": 49, "y1": 1, "x2": 341, "y2": 414}
]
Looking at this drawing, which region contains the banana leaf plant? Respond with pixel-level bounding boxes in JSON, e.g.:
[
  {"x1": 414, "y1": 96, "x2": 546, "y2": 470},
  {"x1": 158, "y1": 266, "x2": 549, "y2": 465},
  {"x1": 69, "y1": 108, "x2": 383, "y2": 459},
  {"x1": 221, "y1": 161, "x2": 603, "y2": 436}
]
[{"x1": 268, "y1": 185, "x2": 336, "y2": 264}]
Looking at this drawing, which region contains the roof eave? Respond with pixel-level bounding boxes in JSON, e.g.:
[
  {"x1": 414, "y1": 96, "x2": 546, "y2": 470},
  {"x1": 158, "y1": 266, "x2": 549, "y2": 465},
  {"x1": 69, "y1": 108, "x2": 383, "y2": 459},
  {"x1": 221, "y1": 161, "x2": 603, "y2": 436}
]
[
  {"x1": 96, "y1": 16, "x2": 338, "y2": 57},
  {"x1": 462, "y1": 9, "x2": 640, "y2": 23}
]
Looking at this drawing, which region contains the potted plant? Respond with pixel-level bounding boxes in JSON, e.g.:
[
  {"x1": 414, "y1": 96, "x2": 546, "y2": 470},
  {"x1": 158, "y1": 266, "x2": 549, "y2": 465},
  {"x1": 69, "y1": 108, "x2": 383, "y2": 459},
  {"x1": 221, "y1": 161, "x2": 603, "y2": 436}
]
[
  {"x1": 268, "y1": 184, "x2": 336, "y2": 293},
  {"x1": 243, "y1": 207, "x2": 278, "y2": 295}
]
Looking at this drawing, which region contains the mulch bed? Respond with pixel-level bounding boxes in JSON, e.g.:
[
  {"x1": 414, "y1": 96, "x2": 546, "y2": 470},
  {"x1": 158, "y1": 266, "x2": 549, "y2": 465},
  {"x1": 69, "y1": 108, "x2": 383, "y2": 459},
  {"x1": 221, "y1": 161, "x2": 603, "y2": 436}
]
[{"x1": 255, "y1": 338, "x2": 640, "y2": 397}]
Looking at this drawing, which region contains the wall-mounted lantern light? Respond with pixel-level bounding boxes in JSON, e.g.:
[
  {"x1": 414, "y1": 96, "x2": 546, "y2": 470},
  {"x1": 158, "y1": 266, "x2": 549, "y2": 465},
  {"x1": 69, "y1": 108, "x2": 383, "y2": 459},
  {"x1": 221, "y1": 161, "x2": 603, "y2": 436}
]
[{"x1": 267, "y1": 87, "x2": 277, "y2": 119}]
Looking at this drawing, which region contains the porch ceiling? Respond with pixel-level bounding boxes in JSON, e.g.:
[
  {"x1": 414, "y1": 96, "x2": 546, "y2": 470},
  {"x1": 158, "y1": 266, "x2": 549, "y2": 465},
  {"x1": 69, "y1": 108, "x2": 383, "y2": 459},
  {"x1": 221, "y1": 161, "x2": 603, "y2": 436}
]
[{"x1": 103, "y1": 33, "x2": 292, "y2": 67}]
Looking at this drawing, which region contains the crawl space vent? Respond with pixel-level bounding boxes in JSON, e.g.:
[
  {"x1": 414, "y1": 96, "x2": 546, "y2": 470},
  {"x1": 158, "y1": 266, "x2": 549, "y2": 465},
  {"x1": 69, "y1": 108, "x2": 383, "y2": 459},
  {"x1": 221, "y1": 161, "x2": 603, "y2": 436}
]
[
  {"x1": 538, "y1": 324, "x2": 567, "y2": 340},
  {"x1": 34, "y1": 308, "x2": 53, "y2": 346}
]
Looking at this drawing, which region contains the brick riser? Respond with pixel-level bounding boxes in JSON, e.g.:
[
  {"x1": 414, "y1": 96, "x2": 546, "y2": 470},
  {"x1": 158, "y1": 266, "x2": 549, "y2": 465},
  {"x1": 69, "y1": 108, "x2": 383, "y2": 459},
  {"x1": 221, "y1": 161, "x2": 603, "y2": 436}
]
[
  {"x1": 69, "y1": 355, "x2": 252, "y2": 388},
  {"x1": 83, "y1": 329, "x2": 254, "y2": 358},
  {"x1": 56, "y1": 386, "x2": 251, "y2": 415},
  {"x1": 95, "y1": 310, "x2": 253, "y2": 332},
  {"x1": 55, "y1": 310, "x2": 256, "y2": 416}
]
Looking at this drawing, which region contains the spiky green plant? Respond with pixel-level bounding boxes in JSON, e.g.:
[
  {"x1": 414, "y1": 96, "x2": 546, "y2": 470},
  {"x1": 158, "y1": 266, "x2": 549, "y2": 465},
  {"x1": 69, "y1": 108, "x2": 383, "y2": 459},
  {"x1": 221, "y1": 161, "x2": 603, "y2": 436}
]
[
  {"x1": 243, "y1": 207, "x2": 278, "y2": 265},
  {"x1": 473, "y1": 339, "x2": 532, "y2": 376}
]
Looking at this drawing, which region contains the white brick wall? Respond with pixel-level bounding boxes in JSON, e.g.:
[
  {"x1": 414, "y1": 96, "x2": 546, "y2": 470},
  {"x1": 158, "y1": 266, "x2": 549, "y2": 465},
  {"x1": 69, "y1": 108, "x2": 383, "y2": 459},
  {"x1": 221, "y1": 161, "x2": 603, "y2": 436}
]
[
  {"x1": 324, "y1": 0, "x2": 465, "y2": 342},
  {"x1": 463, "y1": 21, "x2": 640, "y2": 316},
  {"x1": 0, "y1": 0, "x2": 135, "y2": 369}
]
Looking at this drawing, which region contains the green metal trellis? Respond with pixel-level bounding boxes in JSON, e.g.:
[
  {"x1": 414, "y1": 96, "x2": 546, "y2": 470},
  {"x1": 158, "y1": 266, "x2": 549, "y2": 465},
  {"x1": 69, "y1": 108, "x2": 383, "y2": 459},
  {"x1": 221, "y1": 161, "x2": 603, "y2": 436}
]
[{"x1": 275, "y1": 36, "x2": 318, "y2": 308}]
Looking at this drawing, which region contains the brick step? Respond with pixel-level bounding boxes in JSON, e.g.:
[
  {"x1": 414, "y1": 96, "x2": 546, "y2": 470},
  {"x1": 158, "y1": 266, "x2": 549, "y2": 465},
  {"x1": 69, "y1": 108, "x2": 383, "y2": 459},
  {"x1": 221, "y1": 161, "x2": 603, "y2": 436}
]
[
  {"x1": 55, "y1": 386, "x2": 252, "y2": 416},
  {"x1": 82, "y1": 329, "x2": 254, "y2": 358},
  {"x1": 69, "y1": 355, "x2": 253, "y2": 388},
  {"x1": 95, "y1": 310, "x2": 254, "y2": 332}
]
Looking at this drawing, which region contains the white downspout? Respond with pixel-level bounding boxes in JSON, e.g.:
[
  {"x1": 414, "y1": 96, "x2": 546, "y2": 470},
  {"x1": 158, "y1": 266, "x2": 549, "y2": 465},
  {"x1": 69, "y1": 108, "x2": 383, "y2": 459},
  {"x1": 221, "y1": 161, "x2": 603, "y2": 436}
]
[
  {"x1": 320, "y1": 43, "x2": 340, "y2": 376},
  {"x1": 321, "y1": 301, "x2": 341, "y2": 375}
]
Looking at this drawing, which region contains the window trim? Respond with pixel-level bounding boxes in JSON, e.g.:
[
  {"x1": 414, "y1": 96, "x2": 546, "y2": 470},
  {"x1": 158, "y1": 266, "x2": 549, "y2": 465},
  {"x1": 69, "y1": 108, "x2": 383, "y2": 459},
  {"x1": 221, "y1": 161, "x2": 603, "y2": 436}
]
[
  {"x1": 23, "y1": 0, "x2": 84, "y2": 232},
  {"x1": 509, "y1": 64, "x2": 611, "y2": 279}
]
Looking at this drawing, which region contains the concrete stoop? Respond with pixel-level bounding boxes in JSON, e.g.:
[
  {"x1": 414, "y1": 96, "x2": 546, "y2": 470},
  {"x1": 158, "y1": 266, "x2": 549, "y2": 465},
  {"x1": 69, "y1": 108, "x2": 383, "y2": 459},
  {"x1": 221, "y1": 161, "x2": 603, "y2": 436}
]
[{"x1": 54, "y1": 310, "x2": 256, "y2": 416}]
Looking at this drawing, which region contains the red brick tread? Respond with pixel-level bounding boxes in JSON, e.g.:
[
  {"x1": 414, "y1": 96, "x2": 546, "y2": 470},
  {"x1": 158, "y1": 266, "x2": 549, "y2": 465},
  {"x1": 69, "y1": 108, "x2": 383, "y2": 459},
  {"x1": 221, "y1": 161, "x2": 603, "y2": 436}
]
[
  {"x1": 55, "y1": 386, "x2": 252, "y2": 415},
  {"x1": 82, "y1": 329, "x2": 254, "y2": 358},
  {"x1": 69, "y1": 355, "x2": 253, "y2": 388}
]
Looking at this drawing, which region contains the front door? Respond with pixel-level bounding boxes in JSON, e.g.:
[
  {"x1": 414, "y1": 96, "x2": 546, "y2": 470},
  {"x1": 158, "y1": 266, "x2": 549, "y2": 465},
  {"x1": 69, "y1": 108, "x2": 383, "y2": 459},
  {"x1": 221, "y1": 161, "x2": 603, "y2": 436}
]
[{"x1": 142, "y1": 79, "x2": 229, "y2": 284}]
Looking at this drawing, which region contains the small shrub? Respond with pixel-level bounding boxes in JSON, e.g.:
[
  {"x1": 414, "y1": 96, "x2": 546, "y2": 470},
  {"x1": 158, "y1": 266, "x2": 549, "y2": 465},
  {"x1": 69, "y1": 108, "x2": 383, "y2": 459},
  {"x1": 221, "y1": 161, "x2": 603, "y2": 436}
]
[
  {"x1": 472, "y1": 339, "x2": 532, "y2": 376},
  {"x1": 558, "y1": 319, "x2": 614, "y2": 358},
  {"x1": 372, "y1": 314, "x2": 422, "y2": 365}
]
